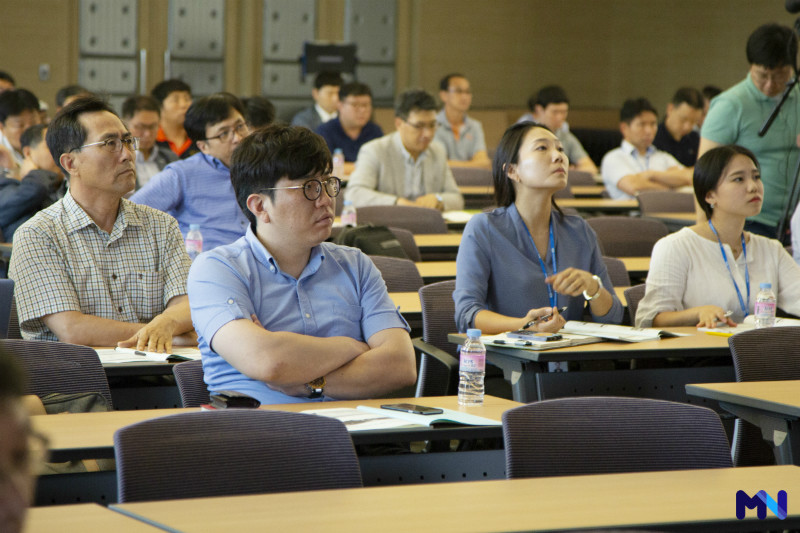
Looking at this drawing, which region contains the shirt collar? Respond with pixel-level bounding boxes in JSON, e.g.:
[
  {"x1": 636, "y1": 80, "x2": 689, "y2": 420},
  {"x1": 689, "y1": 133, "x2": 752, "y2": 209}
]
[
  {"x1": 244, "y1": 226, "x2": 325, "y2": 279},
  {"x1": 61, "y1": 191, "x2": 143, "y2": 236},
  {"x1": 136, "y1": 147, "x2": 159, "y2": 164},
  {"x1": 198, "y1": 151, "x2": 229, "y2": 172},
  {"x1": 315, "y1": 104, "x2": 337, "y2": 123},
  {"x1": 621, "y1": 139, "x2": 655, "y2": 158},
  {"x1": 436, "y1": 108, "x2": 470, "y2": 132},
  {"x1": 393, "y1": 131, "x2": 428, "y2": 165}
]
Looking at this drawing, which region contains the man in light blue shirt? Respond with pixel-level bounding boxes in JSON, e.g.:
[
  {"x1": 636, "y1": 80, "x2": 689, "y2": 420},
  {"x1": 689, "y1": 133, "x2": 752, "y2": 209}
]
[
  {"x1": 434, "y1": 73, "x2": 489, "y2": 168},
  {"x1": 131, "y1": 93, "x2": 250, "y2": 251},
  {"x1": 187, "y1": 124, "x2": 416, "y2": 405}
]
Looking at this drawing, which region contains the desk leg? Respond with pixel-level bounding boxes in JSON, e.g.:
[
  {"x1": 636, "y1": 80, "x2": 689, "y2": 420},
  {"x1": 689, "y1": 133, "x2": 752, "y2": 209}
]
[
  {"x1": 485, "y1": 351, "x2": 544, "y2": 403},
  {"x1": 721, "y1": 401, "x2": 798, "y2": 465}
]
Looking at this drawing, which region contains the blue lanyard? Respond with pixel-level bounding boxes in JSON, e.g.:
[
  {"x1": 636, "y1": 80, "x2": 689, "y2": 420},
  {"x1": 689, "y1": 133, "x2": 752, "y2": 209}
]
[
  {"x1": 522, "y1": 218, "x2": 557, "y2": 308},
  {"x1": 708, "y1": 221, "x2": 749, "y2": 317}
]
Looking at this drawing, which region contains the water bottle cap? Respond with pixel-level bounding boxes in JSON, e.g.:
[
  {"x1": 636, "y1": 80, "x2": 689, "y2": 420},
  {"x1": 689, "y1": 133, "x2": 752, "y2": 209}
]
[
  {"x1": 333, "y1": 148, "x2": 343, "y2": 154},
  {"x1": 466, "y1": 328, "x2": 481, "y2": 338},
  {"x1": 760, "y1": 282, "x2": 772, "y2": 290},
  {"x1": 189, "y1": 224, "x2": 200, "y2": 230},
  {"x1": 343, "y1": 199, "x2": 352, "y2": 206}
]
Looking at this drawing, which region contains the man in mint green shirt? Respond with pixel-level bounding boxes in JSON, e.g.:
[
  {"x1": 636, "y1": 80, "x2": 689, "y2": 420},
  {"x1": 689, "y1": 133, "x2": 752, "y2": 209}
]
[{"x1": 700, "y1": 23, "x2": 800, "y2": 239}]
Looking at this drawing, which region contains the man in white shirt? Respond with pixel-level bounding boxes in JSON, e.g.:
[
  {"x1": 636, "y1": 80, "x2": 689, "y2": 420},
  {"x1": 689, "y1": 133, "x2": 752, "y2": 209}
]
[
  {"x1": 601, "y1": 98, "x2": 691, "y2": 200},
  {"x1": 291, "y1": 72, "x2": 342, "y2": 131},
  {"x1": 121, "y1": 95, "x2": 177, "y2": 190}
]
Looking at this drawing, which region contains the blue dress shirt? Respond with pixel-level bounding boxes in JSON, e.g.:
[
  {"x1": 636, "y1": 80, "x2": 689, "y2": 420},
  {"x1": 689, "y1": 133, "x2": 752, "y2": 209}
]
[
  {"x1": 454, "y1": 204, "x2": 623, "y2": 332},
  {"x1": 187, "y1": 227, "x2": 410, "y2": 404},
  {"x1": 130, "y1": 152, "x2": 249, "y2": 251},
  {"x1": 315, "y1": 117, "x2": 383, "y2": 162}
]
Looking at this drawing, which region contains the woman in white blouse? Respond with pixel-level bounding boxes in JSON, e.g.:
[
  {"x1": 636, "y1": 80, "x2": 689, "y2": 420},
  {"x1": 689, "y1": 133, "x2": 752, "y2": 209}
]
[{"x1": 636, "y1": 144, "x2": 800, "y2": 328}]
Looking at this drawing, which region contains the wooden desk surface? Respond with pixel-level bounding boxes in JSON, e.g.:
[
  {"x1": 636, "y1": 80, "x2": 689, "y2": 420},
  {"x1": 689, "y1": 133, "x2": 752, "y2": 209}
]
[
  {"x1": 413, "y1": 233, "x2": 462, "y2": 249},
  {"x1": 649, "y1": 211, "x2": 696, "y2": 222},
  {"x1": 557, "y1": 197, "x2": 639, "y2": 212},
  {"x1": 620, "y1": 256, "x2": 650, "y2": 276},
  {"x1": 32, "y1": 395, "x2": 520, "y2": 460},
  {"x1": 459, "y1": 185, "x2": 606, "y2": 198},
  {"x1": 388, "y1": 291, "x2": 420, "y2": 314},
  {"x1": 686, "y1": 380, "x2": 800, "y2": 418},
  {"x1": 24, "y1": 503, "x2": 157, "y2": 532},
  {"x1": 110, "y1": 465, "x2": 800, "y2": 532}
]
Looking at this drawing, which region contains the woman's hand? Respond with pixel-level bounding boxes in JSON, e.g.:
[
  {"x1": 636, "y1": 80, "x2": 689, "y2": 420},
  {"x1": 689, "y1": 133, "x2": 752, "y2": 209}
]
[
  {"x1": 546, "y1": 268, "x2": 598, "y2": 297},
  {"x1": 694, "y1": 306, "x2": 736, "y2": 329},
  {"x1": 523, "y1": 306, "x2": 565, "y2": 333}
]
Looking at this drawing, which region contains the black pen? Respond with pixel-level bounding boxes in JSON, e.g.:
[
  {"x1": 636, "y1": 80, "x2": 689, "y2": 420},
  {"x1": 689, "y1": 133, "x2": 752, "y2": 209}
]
[{"x1": 523, "y1": 306, "x2": 568, "y2": 329}]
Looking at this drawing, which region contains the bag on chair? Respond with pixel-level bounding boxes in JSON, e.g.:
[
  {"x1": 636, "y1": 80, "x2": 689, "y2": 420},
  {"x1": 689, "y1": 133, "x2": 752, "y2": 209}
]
[{"x1": 334, "y1": 224, "x2": 409, "y2": 259}]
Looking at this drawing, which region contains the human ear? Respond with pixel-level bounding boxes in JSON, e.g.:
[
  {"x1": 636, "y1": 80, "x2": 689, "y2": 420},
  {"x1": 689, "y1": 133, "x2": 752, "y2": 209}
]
[
  {"x1": 246, "y1": 193, "x2": 270, "y2": 224},
  {"x1": 59, "y1": 152, "x2": 77, "y2": 176}
]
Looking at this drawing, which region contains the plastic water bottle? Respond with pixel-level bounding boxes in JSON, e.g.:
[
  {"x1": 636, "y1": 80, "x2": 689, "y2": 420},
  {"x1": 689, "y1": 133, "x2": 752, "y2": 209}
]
[
  {"x1": 332, "y1": 148, "x2": 345, "y2": 179},
  {"x1": 458, "y1": 328, "x2": 486, "y2": 406},
  {"x1": 341, "y1": 199, "x2": 357, "y2": 227},
  {"x1": 754, "y1": 282, "x2": 777, "y2": 328},
  {"x1": 185, "y1": 224, "x2": 203, "y2": 261}
]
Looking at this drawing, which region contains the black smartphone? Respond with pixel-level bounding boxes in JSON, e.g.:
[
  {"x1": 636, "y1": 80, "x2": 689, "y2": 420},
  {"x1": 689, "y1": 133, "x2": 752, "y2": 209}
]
[
  {"x1": 506, "y1": 330, "x2": 563, "y2": 342},
  {"x1": 380, "y1": 403, "x2": 444, "y2": 415},
  {"x1": 209, "y1": 391, "x2": 261, "y2": 409}
]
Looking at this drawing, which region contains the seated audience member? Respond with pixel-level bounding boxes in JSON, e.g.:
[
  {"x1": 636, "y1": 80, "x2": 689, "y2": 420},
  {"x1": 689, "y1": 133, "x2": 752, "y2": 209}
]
[
  {"x1": 636, "y1": 145, "x2": 800, "y2": 328},
  {"x1": 653, "y1": 87, "x2": 704, "y2": 167},
  {"x1": 345, "y1": 89, "x2": 464, "y2": 211},
  {"x1": 0, "y1": 348, "x2": 39, "y2": 533},
  {"x1": 131, "y1": 93, "x2": 251, "y2": 250},
  {"x1": 0, "y1": 71, "x2": 15, "y2": 93},
  {"x1": 0, "y1": 90, "x2": 41, "y2": 169},
  {"x1": 9, "y1": 96, "x2": 194, "y2": 350},
  {"x1": 291, "y1": 71, "x2": 342, "y2": 131},
  {"x1": 187, "y1": 125, "x2": 416, "y2": 404},
  {"x1": 454, "y1": 122, "x2": 623, "y2": 334},
  {"x1": 698, "y1": 85, "x2": 722, "y2": 129},
  {"x1": 241, "y1": 95, "x2": 276, "y2": 129},
  {"x1": 518, "y1": 85, "x2": 598, "y2": 174},
  {"x1": 151, "y1": 79, "x2": 197, "y2": 159},
  {"x1": 54, "y1": 84, "x2": 91, "y2": 112},
  {"x1": 121, "y1": 95, "x2": 177, "y2": 189},
  {"x1": 434, "y1": 73, "x2": 490, "y2": 167},
  {"x1": 0, "y1": 124, "x2": 63, "y2": 241},
  {"x1": 315, "y1": 81, "x2": 383, "y2": 163},
  {"x1": 601, "y1": 98, "x2": 690, "y2": 200}
]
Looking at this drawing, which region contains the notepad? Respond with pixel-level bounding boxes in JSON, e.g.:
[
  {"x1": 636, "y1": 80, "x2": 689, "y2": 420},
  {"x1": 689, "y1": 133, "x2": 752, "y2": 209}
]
[
  {"x1": 481, "y1": 331, "x2": 602, "y2": 351},
  {"x1": 301, "y1": 406, "x2": 501, "y2": 431},
  {"x1": 560, "y1": 321, "x2": 685, "y2": 342},
  {"x1": 94, "y1": 347, "x2": 202, "y2": 363}
]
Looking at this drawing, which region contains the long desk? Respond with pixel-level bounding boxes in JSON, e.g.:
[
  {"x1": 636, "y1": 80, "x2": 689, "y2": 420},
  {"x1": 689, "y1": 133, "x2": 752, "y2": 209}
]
[
  {"x1": 415, "y1": 258, "x2": 650, "y2": 282},
  {"x1": 458, "y1": 184, "x2": 606, "y2": 198},
  {"x1": 109, "y1": 465, "x2": 800, "y2": 532},
  {"x1": 32, "y1": 395, "x2": 521, "y2": 504},
  {"x1": 686, "y1": 380, "x2": 800, "y2": 465},
  {"x1": 24, "y1": 503, "x2": 158, "y2": 533},
  {"x1": 451, "y1": 328, "x2": 734, "y2": 404}
]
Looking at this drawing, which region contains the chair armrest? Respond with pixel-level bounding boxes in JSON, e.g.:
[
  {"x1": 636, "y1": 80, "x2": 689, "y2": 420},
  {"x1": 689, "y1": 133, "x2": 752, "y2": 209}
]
[{"x1": 412, "y1": 337, "x2": 460, "y2": 397}]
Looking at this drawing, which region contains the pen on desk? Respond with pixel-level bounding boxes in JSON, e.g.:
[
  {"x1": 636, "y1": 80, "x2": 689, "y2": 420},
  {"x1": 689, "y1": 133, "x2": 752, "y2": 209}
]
[
  {"x1": 705, "y1": 331, "x2": 734, "y2": 337},
  {"x1": 133, "y1": 350, "x2": 148, "y2": 356},
  {"x1": 524, "y1": 306, "x2": 568, "y2": 329}
]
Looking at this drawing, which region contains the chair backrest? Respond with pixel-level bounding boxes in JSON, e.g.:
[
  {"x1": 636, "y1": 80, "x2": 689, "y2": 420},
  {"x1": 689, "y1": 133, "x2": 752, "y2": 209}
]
[
  {"x1": 7, "y1": 295, "x2": 21, "y2": 339},
  {"x1": 601, "y1": 256, "x2": 630, "y2": 287},
  {"x1": 567, "y1": 169, "x2": 596, "y2": 186},
  {"x1": 502, "y1": 397, "x2": 732, "y2": 479},
  {"x1": 369, "y1": 255, "x2": 424, "y2": 292},
  {"x1": 451, "y1": 166, "x2": 492, "y2": 186},
  {"x1": 172, "y1": 360, "x2": 209, "y2": 407},
  {"x1": 114, "y1": 409, "x2": 363, "y2": 502},
  {"x1": 623, "y1": 284, "x2": 646, "y2": 327},
  {"x1": 587, "y1": 216, "x2": 669, "y2": 257},
  {"x1": 727, "y1": 327, "x2": 800, "y2": 466},
  {"x1": 0, "y1": 278, "x2": 13, "y2": 338},
  {"x1": 0, "y1": 339, "x2": 113, "y2": 408},
  {"x1": 636, "y1": 191, "x2": 696, "y2": 215},
  {"x1": 415, "y1": 280, "x2": 459, "y2": 396},
  {"x1": 388, "y1": 226, "x2": 421, "y2": 262},
  {"x1": 356, "y1": 205, "x2": 447, "y2": 234}
]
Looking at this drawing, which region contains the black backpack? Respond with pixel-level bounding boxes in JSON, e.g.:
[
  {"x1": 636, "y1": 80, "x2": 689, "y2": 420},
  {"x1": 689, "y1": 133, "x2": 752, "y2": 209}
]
[{"x1": 334, "y1": 224, "x2": 409, "y2": 259}]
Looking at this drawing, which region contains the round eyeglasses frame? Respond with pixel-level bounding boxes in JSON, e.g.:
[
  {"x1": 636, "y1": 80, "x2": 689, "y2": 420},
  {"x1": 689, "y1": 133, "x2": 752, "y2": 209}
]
[{"x1": 261, "y1": 176, "x2": 341, "y2": 201}]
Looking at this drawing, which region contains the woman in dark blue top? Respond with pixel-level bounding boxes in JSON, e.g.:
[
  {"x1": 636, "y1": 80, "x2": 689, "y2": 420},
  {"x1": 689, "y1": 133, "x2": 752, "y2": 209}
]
[{"x1": 454, "y1": 122, "x2": 623, "y2": 334}]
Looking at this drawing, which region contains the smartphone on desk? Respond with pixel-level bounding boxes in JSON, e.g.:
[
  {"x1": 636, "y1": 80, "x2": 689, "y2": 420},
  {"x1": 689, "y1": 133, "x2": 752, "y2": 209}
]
[
  {"x1": 506, "y1": 330, "x2": 563, "y2": 342},
  {"x1": 380, "y1": 403, "x2": 444, "y2": 415}
]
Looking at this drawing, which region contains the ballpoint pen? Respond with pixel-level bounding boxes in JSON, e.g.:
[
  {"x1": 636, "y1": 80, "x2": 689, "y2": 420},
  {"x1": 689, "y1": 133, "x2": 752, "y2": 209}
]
[{"x1": 524, "y1": 306, "x2": 568, "y2": 329}]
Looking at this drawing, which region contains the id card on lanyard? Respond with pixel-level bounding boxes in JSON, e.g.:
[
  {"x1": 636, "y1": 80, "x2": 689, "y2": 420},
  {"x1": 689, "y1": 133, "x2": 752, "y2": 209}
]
[{"x1": 522, "y1": 218, "x2": 557, "y2": 308}]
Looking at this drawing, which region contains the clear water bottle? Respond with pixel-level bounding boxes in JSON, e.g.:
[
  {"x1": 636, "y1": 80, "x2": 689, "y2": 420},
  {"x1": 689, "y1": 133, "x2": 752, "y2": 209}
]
[
  {"x1": 185, "y1": 224, "x2": 203, "y2": 261},
  {"x1": 332, "y1": 148, "x2": 345, "y2": 179},
  {"x1": 341, "y1": 199, "x2": 357, "y2": 227},
  {"x1": 754, "y1": 282, "x2": 777, "y2": 328},
  {"x1": 458, "y1": 328, "x2": 486, "y2": 406}
]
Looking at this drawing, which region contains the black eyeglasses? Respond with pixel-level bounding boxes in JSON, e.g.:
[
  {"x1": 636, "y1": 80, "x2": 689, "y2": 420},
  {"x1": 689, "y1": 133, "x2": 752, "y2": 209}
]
[
  {"x1": 261, "y1": 176, "x2": 341, "y2": 201},
  {"x1": 72, "y1": 137, "x2": 139, "y2": 153},
  {"x1": 204, "y1": 122, "x2": 249, "y2": 143}
]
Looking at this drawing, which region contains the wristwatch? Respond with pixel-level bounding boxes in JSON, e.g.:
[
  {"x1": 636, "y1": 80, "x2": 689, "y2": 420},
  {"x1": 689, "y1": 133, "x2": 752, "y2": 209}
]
[
  {"x1": 583, "y1": 275, "x2": 603, "y2": 301},
  {"x1": 305, "y1": 376, "x2": 326, "y2": 399}
]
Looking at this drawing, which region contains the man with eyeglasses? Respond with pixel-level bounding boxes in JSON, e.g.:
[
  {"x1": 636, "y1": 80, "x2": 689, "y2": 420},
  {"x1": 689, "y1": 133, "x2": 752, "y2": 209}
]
[
  {"x1": 435, "y1": 73, "x2": 490, "y2": 168},
  {"x1": 315, "y1": 82, "x2": 383, "y2": 167},
  {"x1": 702, "y1": 23, "x2": 800, "y2": 240},
  {"x1": 121, "y1": 95, "x2": 177, "y2": 190},
  {"x1": 346, "y1": 89, "x2": 464, "y2": 211},
  {"x1": 9, "y1": 96, "x2": 194, "y2": 351},
  {"x1": 0, "y1": 89, "x2": 41, "y2": 173},
  {"x1": 187, "y1": 125, "x2": 416, "y2": 404},
  {"x1": 131, "y1": 93, "x2": 251, "y2": 250}
]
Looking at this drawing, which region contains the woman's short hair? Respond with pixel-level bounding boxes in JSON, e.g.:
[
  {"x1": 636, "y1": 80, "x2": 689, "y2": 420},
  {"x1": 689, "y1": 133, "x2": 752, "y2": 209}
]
[
  {"x1": 694, "y1": 144, "x2": 760, "y2": 220},
  {"x1": 492, "y1": 121, "x2": 562, "y2": 216}
]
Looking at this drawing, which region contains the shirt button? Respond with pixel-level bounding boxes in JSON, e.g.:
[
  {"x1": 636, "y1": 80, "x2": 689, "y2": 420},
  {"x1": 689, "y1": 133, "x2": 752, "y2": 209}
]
[
  {"x1": 227, "y1": 298, "x2": 234, "y2": 304},
  {"x1": 270, "y1": 266, "x2": 276, "y2": 273},
  {"x1": 305, "y1": 313, "x2": 311, "y2": 318},
  {"x1": 117, "y1": 306, "x2": 123, "y2": 312},
  {"x1": 138, "y1": 274, "x2": 143, "y2": 280},
  {"x1": 111, "y1": 274, "x2": 117, "y2": 280}
]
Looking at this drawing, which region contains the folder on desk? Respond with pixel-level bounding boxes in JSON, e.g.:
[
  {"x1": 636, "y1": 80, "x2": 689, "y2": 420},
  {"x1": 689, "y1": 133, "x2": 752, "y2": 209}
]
[
  {"x1": 560, "y1": 321, "x2": 682, "y2": 342},
  {"x1": 481, "y1": 332, "x2": 601, "y2": 351}
]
